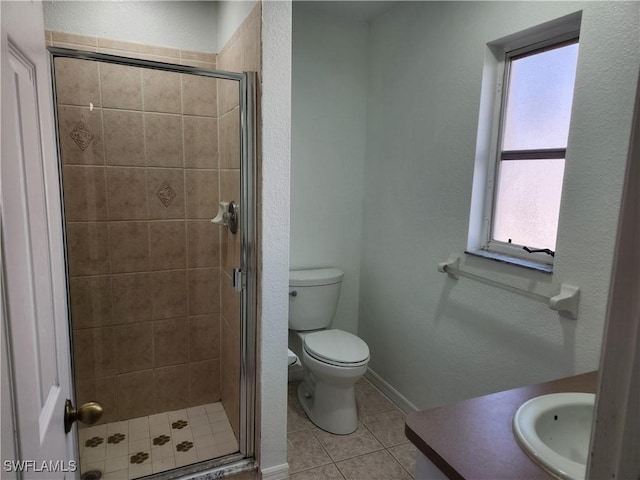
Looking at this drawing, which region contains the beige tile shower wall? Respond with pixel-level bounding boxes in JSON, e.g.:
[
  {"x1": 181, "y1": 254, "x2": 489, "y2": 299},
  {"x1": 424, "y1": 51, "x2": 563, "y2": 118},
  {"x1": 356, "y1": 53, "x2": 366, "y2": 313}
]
[
  {"x1": 46, "y1": 30, "x2": 218, "y2": 68},
  {"x1": 216, "y1": 2, "x2": 261, "y2": 441},
  {"x1": 55, "y1": 49, "x2": 222, "y2": 423}
]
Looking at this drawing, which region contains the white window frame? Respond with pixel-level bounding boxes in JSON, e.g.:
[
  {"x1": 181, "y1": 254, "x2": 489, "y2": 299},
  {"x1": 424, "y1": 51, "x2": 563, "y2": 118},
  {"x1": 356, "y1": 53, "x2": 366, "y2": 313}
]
[
  {"x1": 482, "y1": 32, "x2": 579, "y2": 264},
  {"x1": 469, "y1": 24, "x2": 581, "y2": 271}
]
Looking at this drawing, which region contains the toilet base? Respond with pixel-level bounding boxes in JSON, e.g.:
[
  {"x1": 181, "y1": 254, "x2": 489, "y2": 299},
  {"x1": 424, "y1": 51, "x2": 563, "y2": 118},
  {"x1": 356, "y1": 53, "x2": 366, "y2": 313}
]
[{"x1": 297, "y1": 374, "x2": 361, "y2": 435}]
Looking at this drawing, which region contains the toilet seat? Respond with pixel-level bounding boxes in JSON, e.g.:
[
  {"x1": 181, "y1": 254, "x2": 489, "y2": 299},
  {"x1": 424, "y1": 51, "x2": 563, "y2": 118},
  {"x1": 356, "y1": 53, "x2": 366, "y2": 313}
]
[{"x1": 303, "y1": 329, "x2": 369, "y2": 367}]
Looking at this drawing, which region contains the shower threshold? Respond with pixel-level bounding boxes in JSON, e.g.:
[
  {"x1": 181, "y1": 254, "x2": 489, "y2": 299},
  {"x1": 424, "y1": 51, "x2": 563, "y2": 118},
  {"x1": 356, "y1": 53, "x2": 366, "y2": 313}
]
[{"x1": 79, "y1": 402, "x2": 238, "y2": 480}]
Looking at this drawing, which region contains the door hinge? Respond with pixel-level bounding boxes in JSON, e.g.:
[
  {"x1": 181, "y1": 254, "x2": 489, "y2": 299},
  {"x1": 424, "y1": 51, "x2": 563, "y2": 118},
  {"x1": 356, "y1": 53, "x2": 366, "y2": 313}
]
[{"x1": 233, "y1": 268, "x2": 245, "y2": 293}]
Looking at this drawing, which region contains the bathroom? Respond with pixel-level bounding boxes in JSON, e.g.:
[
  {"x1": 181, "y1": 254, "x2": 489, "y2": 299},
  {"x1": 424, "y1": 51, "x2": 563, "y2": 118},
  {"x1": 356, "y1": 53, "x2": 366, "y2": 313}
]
[
  {"x1": 290, "y1": 0, "x2": 635, "y2": 397},
  {"x1": 1, "y1": 1, "x2": 638, "y2": 479},
  {"x1": 3, "y1": 1, "x2": 263, "y2": 479},
  {"x1": 286, "y1": 0, "x2": 639, "y2": 477}
]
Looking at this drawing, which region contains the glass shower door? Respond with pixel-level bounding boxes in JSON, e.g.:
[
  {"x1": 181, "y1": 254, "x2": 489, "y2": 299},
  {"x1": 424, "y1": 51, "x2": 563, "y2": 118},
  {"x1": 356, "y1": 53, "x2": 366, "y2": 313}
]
[{"x1": 52, "y1": 53, "x2": 248, "y2": 479}]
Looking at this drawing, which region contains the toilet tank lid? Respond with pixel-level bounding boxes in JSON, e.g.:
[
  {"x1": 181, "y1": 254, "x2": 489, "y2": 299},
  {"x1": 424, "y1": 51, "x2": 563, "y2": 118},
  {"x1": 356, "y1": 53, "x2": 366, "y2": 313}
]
[{"x1": 289, "y1": 268, "x2": 344, "y2": 287}]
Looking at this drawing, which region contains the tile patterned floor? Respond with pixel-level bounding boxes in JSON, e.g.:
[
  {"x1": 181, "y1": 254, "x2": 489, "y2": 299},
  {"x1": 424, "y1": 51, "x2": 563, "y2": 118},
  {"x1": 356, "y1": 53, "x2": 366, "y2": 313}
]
[
  {"x1": 79, "y1": 402, "x2": 238, "y2": 479},
  {"x1": 287, "y1": 378, "x2": 417, "y2": 480}
]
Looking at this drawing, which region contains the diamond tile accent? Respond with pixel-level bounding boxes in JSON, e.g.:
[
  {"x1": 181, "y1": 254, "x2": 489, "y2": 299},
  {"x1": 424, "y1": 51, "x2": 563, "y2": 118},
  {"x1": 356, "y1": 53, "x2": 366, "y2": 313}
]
[
  {"x1": 69, "y1": 121, "x2": 95, "y2": 151},
  {"x1": 156, "y1": 182, "x2": 177, "y2": 207}
]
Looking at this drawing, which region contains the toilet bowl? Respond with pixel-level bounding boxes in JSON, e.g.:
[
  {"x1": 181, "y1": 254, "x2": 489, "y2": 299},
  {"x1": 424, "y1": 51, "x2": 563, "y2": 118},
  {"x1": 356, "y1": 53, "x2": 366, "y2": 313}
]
[
  {"x1": 288, "y1": 268, "x2": 370, "y2": 435},
  {"x1": 297, "y1": 329, "x2": 369, "y2": 434}
]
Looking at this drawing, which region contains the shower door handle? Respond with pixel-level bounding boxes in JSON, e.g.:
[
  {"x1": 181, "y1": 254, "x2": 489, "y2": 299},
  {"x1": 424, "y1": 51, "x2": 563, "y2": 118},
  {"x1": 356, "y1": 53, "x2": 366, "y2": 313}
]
[{"x1": 233, "y1": 268, "x2": 245, "y2": 293}]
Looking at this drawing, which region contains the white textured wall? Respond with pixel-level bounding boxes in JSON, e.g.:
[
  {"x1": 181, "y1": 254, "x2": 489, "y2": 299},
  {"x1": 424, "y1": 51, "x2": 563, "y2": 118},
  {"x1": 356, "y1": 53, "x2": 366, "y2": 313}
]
[
  {"x1": 259, "y1": 0, "x2": 290, "y2": 475},
  {"x1": 290, "y1": 3, "x2": 368, "y2": 334},
  {"x1": 43, "y1": 1, "x2": 218, "y2": 52},
  {"x1": 359, "y1": 1, "x2": 640, "y2": 408},
  {"x1": 217, "y1": 1, "x2": 257, "y2": 50}
]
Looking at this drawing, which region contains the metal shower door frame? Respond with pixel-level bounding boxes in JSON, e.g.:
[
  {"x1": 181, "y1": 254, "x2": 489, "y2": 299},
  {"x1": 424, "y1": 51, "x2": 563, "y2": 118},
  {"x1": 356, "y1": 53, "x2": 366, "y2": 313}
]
[{"x1": 48, "y1": 47, "x2": 258, "y2": 477}]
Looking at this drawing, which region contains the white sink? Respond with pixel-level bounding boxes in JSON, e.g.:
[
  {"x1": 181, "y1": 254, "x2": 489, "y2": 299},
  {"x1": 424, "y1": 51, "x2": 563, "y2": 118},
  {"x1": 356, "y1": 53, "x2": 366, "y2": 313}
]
[{"x1": 513, "y1": 393, "x2": 595, "y2": 480}]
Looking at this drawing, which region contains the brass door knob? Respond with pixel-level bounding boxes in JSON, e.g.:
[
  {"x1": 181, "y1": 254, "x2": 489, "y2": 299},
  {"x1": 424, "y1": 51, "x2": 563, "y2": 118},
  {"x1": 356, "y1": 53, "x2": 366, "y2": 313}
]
[{"x1": 64, "y1": 399, "x2": 103, "y2": 434}]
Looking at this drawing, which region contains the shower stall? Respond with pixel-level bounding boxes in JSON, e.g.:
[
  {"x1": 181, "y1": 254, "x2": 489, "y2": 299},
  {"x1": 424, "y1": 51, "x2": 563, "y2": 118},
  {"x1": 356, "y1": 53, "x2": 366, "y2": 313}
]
[{"x1": 49, "y1": 43, "x2": 257, "y2": 479}]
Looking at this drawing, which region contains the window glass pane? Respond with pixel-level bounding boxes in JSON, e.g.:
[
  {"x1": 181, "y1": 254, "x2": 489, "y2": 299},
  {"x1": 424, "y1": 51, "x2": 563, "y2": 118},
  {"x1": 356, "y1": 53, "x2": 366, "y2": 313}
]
[
  {"x1": 493, "y1": 159, "x2": 565, "y2": 249},
  {"x1": 502, "y1": 43, "x2": 579, "y2": 151}
]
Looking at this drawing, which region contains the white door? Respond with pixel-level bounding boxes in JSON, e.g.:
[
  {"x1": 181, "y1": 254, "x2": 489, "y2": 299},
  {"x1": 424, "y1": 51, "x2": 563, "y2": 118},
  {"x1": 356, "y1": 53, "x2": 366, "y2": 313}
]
[{"x1": 1, "y1": 1, "x2": 76, "y2": 478}]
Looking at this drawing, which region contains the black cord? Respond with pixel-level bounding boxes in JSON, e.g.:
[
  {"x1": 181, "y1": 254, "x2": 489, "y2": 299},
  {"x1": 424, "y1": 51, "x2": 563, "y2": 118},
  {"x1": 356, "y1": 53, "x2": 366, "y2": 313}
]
[{"x1": 522, "y1": 246, "x2": 555, "y2": 257}]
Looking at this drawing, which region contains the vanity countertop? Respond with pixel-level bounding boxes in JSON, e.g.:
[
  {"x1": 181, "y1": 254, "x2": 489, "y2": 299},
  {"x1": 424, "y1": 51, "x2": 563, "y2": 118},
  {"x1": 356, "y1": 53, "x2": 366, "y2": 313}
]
[{"x1": 404, "y1": 371, "x2": 598, "y2": 479}]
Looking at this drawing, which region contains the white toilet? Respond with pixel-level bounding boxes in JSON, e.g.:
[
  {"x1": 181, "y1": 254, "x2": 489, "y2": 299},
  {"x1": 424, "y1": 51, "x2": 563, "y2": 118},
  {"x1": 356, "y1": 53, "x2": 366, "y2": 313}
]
[{"x1": 288, "y1": 268, "x2": 370, "y2": 435}]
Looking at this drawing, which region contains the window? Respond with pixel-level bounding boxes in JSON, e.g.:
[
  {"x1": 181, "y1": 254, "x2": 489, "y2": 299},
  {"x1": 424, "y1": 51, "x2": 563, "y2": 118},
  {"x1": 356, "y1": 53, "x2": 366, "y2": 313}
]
[{"x1": 479, "y1": 34, "x2": 579, "y2": 267}]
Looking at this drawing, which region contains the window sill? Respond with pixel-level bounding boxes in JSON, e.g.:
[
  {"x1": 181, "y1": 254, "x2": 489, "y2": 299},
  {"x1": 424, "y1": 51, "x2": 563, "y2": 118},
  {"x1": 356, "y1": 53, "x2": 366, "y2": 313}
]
[{"x1": 465, "y1": 249, "x2": 553, "y2": 274}]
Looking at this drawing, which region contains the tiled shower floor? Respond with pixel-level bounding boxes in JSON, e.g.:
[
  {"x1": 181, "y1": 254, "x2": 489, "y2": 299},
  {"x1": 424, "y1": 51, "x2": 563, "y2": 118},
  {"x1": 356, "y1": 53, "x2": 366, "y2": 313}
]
[{"x1": 79, "y1": 402, "x2": 238, "y2": 480}]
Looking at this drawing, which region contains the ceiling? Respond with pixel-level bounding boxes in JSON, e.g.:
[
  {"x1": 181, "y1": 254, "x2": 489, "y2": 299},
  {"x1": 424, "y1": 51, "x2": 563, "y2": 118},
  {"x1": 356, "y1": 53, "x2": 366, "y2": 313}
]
[{"x1": 295, "y1": 1, "x2": 399, "y2": 23}]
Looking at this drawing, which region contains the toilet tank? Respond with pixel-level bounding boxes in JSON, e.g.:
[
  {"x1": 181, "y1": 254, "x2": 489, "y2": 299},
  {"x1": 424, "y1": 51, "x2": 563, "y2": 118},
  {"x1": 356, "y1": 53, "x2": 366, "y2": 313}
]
[{"x1": 289, "y1": 268, "x2": 344, "y2": 331}]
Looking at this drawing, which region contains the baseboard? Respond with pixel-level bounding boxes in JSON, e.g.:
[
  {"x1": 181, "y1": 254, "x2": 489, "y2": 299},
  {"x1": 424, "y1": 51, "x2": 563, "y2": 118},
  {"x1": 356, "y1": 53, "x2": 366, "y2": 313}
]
[
  {"x1": 261, "y1": 463, "x2": 289, "y2": 480},
  {"x1": 365, "y1": 369, "x2": 419, "y2": 413}
]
